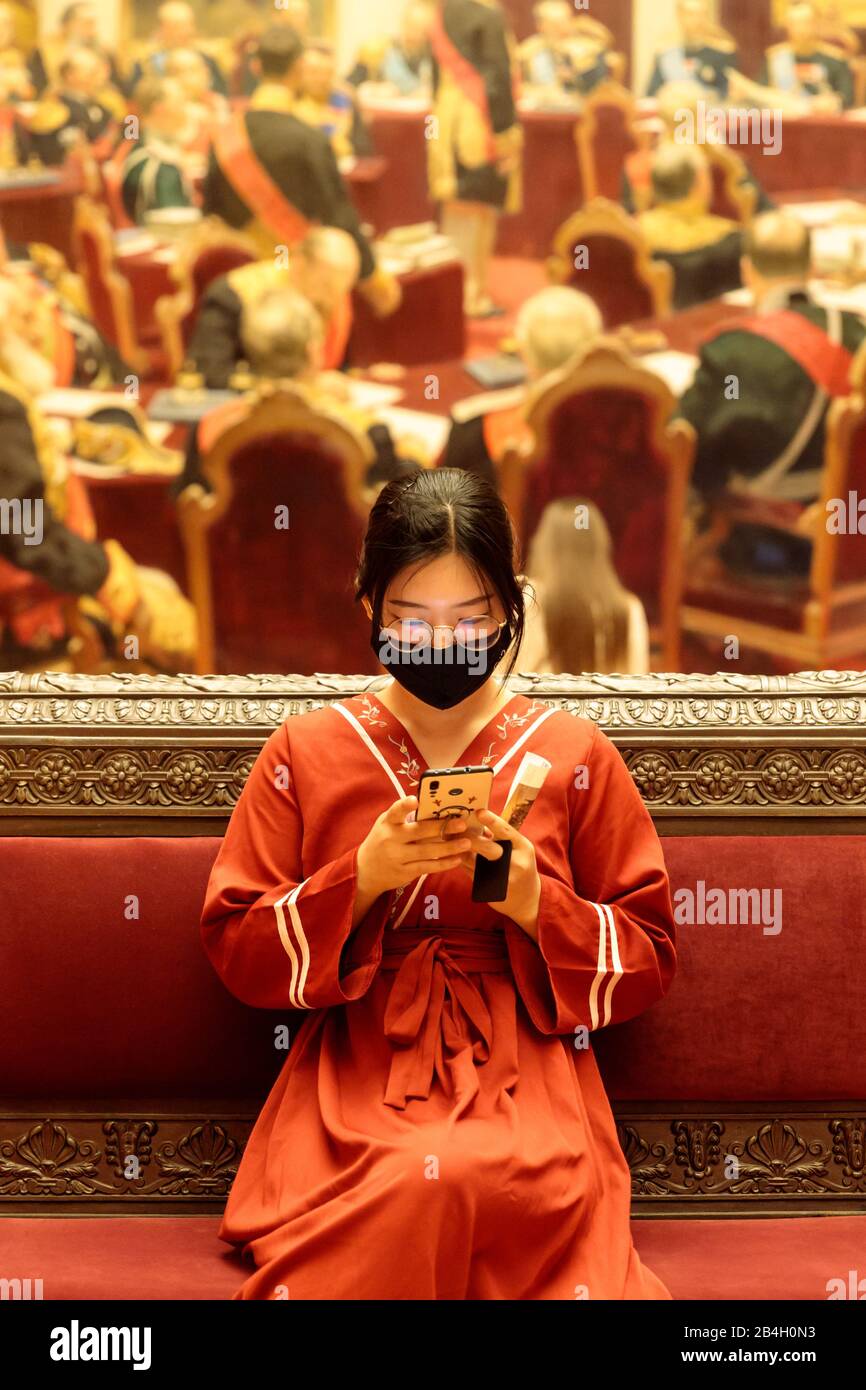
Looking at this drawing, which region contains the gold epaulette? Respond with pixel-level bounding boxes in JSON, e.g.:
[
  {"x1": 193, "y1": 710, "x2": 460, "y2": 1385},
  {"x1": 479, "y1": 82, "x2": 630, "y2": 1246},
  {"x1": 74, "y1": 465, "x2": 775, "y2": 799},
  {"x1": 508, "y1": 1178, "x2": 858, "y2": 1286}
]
[
  {"x1": 573, "y1": 17, "x2": 615, "y2": 49},
  {"x1": 27, "y1": 97, "x2": 70, "y2": 134},
  {"x1": 816, "y1": 43, "x2": 849, "y2": 62},
  {"x1": 226, "y1": 259, "x2": 286, "y2": 307},
  {"x1": 517, "y1": 35, "x2": 545, "y2": 59}
]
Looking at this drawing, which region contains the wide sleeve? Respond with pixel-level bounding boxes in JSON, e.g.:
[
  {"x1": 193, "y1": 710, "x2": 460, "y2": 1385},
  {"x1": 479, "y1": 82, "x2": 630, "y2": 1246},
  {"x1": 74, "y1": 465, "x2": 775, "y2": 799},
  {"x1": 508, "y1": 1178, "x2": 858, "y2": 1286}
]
[
  {"x1": 505, "y1": 723, "x2": 676, "y2": 1036},
  {"x1": 200, "y1": 722, "x2": 391, "y2": 1011}
]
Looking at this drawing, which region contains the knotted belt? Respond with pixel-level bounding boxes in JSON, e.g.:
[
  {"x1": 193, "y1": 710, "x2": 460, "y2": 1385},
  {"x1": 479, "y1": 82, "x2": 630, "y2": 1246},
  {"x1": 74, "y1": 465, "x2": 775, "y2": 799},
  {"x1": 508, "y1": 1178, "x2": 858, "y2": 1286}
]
[{"x1": 380, "y1": 927, "x2": 511, "y2": 1110}]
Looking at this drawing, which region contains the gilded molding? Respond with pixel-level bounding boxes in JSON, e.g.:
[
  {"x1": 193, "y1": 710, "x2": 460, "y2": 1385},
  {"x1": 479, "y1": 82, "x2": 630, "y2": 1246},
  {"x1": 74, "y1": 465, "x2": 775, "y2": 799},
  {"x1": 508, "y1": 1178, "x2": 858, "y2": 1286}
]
[
  {"x1": 2, "y1": 671, "x2": 866, "y2": 818},
  {"x1": 2, "y1": 1109, "x2": 863, "y2": 1214}
]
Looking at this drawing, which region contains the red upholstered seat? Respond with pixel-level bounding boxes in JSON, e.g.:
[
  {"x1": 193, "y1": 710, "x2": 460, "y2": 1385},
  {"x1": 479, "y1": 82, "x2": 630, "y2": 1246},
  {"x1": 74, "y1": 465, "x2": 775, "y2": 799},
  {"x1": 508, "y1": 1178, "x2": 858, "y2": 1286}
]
[
  {"x1": 3, "y1": 831, "x2": 865, "y2": 1298},
  {"x1": 564, "y1": 233, "x2": 656, "y2": 327},
  {"x1": 3, "y1": 832, "x2": 865, "y2": 1104},
  {"x1": 3, "y1": 1213, "x2": 865, "y2": 1300}
]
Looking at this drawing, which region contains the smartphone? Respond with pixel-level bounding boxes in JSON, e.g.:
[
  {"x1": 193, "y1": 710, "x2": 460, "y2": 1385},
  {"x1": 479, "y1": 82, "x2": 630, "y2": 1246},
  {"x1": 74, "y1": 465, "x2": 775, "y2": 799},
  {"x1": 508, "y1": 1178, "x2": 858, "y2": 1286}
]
[{"x1": 416, "y1": 765, "x2": 493, "y2": 833}]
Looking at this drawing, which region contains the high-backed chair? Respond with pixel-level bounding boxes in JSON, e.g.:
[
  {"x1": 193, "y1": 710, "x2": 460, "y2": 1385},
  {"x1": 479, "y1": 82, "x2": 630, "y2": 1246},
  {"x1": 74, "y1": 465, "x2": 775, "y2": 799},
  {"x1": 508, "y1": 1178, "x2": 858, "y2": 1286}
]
[
  {"x1": 71, "y1": 196, "x2": 149, "y2": 377},
  {"x1": 681, "y1": 389, "x2": 866, "y2": 670},
  {"x1": 576, "y1": 82, "x2": 640, "y2": 204},
  {"x1": 499, "y1": 338, "x2": 696, "y2": 670},
  {"x1": 177, "y1": 385, "x2": 377, "y2": 676},
  {"x1": 155, "y1": 218, "x2": 258, "y2": 380},
  {"x1": 100, "y1": 145, "x2": 136, "y2": 231},
  {"x1": 548, "y1": 197, "x2": 673, "y2": 328},
  {"x1": 707, "y1": 144, "x2": 758, "y2": 224}
]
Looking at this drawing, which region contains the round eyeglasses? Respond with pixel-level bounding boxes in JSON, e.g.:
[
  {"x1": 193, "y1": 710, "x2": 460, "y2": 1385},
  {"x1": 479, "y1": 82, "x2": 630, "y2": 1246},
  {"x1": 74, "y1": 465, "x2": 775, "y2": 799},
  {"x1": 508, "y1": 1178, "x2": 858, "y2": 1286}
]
[{"x1": 379, "y1": 615, "x2": 505, "y2": 652}]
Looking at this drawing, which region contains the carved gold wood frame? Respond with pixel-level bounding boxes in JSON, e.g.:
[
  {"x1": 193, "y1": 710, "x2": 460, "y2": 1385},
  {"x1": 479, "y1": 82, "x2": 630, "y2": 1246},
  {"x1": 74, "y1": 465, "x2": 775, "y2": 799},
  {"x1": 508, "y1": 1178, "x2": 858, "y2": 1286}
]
[{"x1": 2, "y1": 671, "x2": 866, "y2": 835}]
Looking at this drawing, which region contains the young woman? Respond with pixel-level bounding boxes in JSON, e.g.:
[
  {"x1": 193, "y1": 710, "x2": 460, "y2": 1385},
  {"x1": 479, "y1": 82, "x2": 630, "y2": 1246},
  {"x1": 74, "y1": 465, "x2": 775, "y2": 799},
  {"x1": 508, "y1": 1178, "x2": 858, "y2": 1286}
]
[
  {"x1": 519, "y1": 498, "x2": 651, "y2": 675},
  {"x1": 200, "y1": 468, "x2": 677, "y2": 1301}
]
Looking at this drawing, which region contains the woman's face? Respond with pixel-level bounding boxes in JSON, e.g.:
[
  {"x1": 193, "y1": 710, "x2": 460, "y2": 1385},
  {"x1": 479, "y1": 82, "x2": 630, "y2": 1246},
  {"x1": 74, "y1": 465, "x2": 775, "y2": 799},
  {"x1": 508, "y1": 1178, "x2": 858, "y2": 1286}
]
[{"x1": 374, "y1": 552, "x2": 506, "y2": 649}]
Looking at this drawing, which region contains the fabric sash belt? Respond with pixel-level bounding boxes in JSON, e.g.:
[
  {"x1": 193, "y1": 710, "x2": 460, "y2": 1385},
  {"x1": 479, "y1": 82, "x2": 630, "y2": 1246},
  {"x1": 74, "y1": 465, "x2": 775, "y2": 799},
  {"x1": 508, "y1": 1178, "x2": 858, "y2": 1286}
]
[{"x1": 380, "y1": 927, "x2": 510, "y2": 1110}]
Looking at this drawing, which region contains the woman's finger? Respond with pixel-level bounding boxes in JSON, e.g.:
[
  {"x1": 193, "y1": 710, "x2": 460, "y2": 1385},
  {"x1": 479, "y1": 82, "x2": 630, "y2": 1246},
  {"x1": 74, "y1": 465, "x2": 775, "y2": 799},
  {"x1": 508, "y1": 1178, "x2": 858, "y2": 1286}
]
[
  {"x1": 404, "y1": 854, "x2": 465, "y2": 874},
  {"x1": 405, "y1": 836, "x2": 473, "y2": 862},
  {"x1": 475, "y1": 807, "x2": 522, "y2": 843},
  {"x1": 385, "y1": 796, "x2": 418, "y2": 825},
  {"x1": 400, "y1": 816, "x2": 467, "y2": 843},
  {"x1": 465, "y1": 833, "x2": 503, "y2": 861}
]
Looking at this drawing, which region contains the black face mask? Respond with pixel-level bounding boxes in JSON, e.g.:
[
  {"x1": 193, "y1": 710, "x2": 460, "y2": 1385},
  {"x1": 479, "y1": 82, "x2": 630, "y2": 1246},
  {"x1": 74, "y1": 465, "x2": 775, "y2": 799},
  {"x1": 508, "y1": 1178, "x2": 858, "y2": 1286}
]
[{"x1": 371, "y1": 621, "x2": 514, "y2": 711}]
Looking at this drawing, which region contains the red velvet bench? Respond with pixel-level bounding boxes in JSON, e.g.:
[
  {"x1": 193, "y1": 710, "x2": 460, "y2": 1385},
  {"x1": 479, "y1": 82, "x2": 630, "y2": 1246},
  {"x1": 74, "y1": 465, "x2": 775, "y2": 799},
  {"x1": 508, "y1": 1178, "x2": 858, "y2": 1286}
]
[{"x1": 2, "y1": 671, "x2": 865, "y2": 1301}]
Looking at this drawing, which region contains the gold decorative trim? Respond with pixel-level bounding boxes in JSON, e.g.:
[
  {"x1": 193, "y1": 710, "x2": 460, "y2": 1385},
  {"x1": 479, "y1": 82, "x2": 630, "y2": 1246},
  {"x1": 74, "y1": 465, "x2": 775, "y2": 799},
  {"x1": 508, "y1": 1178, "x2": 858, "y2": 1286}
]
[
  {"x1": 2, "y1": 673, "x2": 866, "y2": 821},
  {"x1": 2, "y1": 1108, "x2": 864, "y2": 1213}
]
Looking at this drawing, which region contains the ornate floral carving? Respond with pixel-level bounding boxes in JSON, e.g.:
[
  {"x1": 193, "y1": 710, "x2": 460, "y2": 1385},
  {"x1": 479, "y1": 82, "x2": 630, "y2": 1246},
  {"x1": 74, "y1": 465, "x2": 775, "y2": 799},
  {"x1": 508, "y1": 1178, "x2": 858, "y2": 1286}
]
[
  {"x1": 0, "y1": 1121, "x2": 114, "y2": 1196},
  {"x1": 1, "y1": 674, "x2": 865, "y2": 818},
  {"x1": 826, "y1": 753, "x2": 866, "y2": 802},
  {"x1": 628, "y1": 753, "x2": 674, "y2": 801},
  {"x1": 152, "y1": 1121, "x2": 241, "y2": 1195},
  {"x1": 761, "y1": 754, "x2": 808, "y2": 802},
  {"x1": 98, "y1": 753, "x2": 144, "y2": 800},
  {"x1": 32, "y1": 753, "x2": 77, "y2": 800},
  {"x1": 2, "y1": 1111, "x2": 865, "y2": 1209},
  {"x1": 164, "y1": 754, "x2": 211, "y2": 801}
]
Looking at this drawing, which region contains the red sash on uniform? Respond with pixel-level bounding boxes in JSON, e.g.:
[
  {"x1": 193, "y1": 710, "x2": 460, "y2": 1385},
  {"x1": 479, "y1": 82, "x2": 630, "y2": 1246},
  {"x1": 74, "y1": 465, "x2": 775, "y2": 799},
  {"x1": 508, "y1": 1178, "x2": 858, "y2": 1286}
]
[
  {"x1": 728, "y1": 311, "x2": 854, "y2": 397},
  {"x1": 322, "y1": 293, "x2": 353, "y2": 371},
  {"x1": 214, "y1": 113, "x2": 312, "y2": 247},
  {"x1": 429, "y1": 6, "x2": 497, "y2": 161}
]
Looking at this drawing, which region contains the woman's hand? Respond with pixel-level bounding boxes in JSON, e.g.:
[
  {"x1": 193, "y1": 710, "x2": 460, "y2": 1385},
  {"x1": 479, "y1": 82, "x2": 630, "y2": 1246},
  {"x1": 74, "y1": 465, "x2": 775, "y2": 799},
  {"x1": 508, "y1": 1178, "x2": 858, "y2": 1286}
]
[
  {"x1": 353, "y1": 797, "x2": 477, "y2": 923},
  {"x1": 455, "y1": 809, "x2": 542, "y2": 940}
]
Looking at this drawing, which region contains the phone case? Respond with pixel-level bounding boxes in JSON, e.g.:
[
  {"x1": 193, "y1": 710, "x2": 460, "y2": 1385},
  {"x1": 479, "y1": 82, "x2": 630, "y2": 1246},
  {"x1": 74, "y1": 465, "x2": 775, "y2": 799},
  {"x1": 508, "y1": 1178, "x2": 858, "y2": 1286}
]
[
  {"x1": 417, "y1": 766, "x2": 493, "y2": 829},
  {"x1": 472, "y1": 840, "x2": 512, "y2": 903}
]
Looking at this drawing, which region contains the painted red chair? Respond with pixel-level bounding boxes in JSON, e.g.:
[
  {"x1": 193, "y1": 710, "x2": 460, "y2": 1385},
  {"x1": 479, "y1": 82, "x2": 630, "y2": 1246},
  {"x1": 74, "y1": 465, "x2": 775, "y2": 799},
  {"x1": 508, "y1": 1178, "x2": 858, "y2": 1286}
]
[
  {"x1": 576, "y1": 82, "x2": 640, "y2": 203},
  {"x1": 177, "y1": 385, "x2": 378, "y2": 676},
  {"x1": 499, "y1": 338, "x2": 696, "y2": 670},
  {"x1": 682, "y1": 387, "x2": 866, "y2": 670},
  {"x1": 155, "y1": 218, "x2": 258, "y2": 379},
  {"x1": 548, "y1": 197, "x2": 673, "y2": 329}
]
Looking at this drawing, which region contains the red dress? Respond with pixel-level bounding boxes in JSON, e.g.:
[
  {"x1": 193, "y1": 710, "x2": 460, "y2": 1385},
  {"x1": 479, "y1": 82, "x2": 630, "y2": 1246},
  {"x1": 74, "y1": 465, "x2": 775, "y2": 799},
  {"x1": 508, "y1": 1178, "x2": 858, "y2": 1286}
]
[{"x1": 201, "y1": 690, "x2": 677, "y2": 1300}]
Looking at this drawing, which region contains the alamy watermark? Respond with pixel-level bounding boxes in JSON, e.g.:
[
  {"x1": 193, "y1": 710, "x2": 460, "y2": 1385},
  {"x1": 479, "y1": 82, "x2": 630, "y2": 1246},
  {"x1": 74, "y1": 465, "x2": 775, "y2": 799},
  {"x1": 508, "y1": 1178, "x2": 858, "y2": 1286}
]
[
  {"x1": 0, "y1": 498, "x2": 43, "y2": 546},
  {"x1": 674, "y1": 101, "x2": 783, "y2": 158},
  {"x1": 673, "y1": 880, "x2": 783, "y2": 935},
  {"x1": 377, "y1": 629, "x2": 492, "y2": 678}
]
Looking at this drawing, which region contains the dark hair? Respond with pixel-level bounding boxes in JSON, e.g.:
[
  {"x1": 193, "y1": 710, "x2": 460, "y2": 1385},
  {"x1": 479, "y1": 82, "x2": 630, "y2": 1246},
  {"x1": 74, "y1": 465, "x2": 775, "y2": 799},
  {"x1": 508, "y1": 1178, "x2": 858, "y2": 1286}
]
[
  {"x1": 258, "y1": 25, "x2": 305, "y2": 78},
  {"x1": 60, "y1": 2, "x2": 90, "y2": 28},
  {"x1": 355, "y1": 469, "x2": 526, "y2": 677}
]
